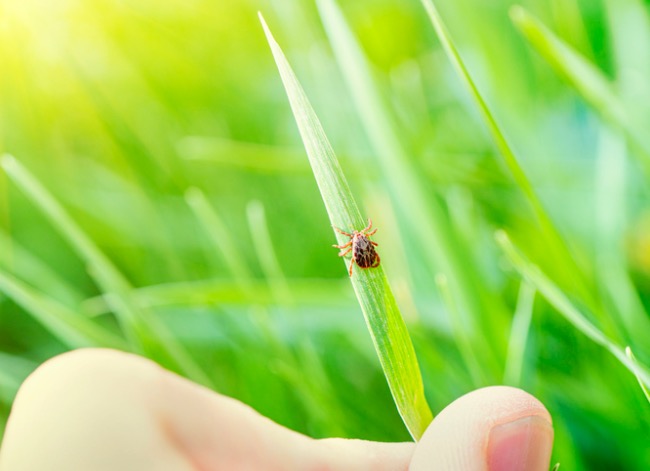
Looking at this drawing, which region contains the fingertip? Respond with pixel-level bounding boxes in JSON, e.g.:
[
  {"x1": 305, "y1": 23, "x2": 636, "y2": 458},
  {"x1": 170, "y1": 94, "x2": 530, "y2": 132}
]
[
  {"x1": 410, "y1": 386, "x2": 553, "y2": 471},
  {"x1": 315, "y1": 438, "x2": 414, "y2": 471}
]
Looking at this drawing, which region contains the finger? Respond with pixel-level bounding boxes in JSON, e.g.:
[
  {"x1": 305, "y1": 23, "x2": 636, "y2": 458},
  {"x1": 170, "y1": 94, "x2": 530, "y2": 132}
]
[
  {"x1": 410, "y1": 386, "x2": 553, "y2": 471},
  {"x1": 0, "y1": 348, "x2": 414, "y2": 471},
  {"x1": 150, "y1": 352, "x2": 414, "y2": 470},
  {"x1": 0, "y1": 348, "x2": 194, "y2": 471}
]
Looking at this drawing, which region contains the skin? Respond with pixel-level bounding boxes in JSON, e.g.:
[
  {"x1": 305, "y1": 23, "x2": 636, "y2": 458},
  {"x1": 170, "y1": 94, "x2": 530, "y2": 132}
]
[{"x1": 0, "y1": 349, "x2": 554, "y2": 471}]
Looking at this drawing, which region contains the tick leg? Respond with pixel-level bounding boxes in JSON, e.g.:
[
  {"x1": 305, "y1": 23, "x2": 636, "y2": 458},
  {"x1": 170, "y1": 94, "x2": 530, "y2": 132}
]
[
  {"x1": 348, "y1": 260, "x2": 354, "y2": 276},
  {"x1": 362, "y1": 219, "x2": 373, "y2": 233},
  {"x1": 371, "y1": 253, "x2": 380, "y2": 268},
  {"x1": 332, "y1": 240, "x2": 353, "y2": 249},
  {"x1": 337, "y1": 247, "x2": 352, "y2": 257},
  {"x1": 366, "y1": 228, "x2": 378, "y2": 236},
  {"x1": 333, "y1": 225, "x2": 353, "y2": 237},
  {"x1": 370, "y1": 240, "x2": 378, "y2": 246}
]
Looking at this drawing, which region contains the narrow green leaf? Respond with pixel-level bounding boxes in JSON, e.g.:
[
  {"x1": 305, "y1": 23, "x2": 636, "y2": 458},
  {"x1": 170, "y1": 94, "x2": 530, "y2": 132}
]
[
  {"x1": 259, "y1": 13, "x2": 433, "y2": 439},
  {"x1": 81, "y1": 278, "x2": 352, "y2": 316},
  {"x1": 1, "y1": 154, "x2": 212, "y2": 387},
  {"x1": 178, "y1": 136, "x2": 311, "y2": 174},
  {"x1": 503, "y1": 281, "x2": 535, "y2": 386},
  {"x1": 496, "y1": 230, "x2": 650, "y2": 389},
  {"x1": 419, "y1": 0, "x2": 543, "y2": 218},
  {"x1": 510, "y1": 5, "x2": 650, "y2": 171},
  {"x1": 435, "y1": 274, "x2": 485, "y2": 386},
  {"x1": 1, "y1": 154, "x2": 140, "y2": 346},
  {"x1": 594, "y1": 127, "x2": 650, "y2": 345},
  {"x1": 512, "y1": 6, "x2": 625, "y2": 122},
  {"x1": 316, "y1": 0, "x2": 496, "y2": 345},
  {"x1": 0, "y1": 269, "x2": 127, "y2": 350},
  {"x1": 419, "y1": 0, "x2": 593, "y2": 305},
  {"x1": 246, "y1": 200, "x2": 293, "y2": 305},
  {"x1": 626, "y1": 347, "x2": 650, "y2": 405},
  {"x1": 0, "y1": 228, "x2": 84, "y2": 307},
  {"x1": 0, "y1": 352, "x2": 37, "y2": 404},
  {"x1": 184, "y1": 188, "x2": 319, "y2": 416},
  {"x1": 185, "y1": 187, "x2": 254, "y2": 290}
]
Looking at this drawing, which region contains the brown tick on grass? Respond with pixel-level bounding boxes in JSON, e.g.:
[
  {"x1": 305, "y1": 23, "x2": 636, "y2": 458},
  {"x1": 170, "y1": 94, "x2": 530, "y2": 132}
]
[{"x1": 332, "y1": 219, "x2": 380, "y2": 277}]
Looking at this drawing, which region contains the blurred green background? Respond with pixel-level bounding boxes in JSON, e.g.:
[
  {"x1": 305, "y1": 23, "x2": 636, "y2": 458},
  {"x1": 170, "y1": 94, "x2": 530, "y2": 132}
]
[{"x1": 1, "y1": 0, "x2": 649, "y2": 468}]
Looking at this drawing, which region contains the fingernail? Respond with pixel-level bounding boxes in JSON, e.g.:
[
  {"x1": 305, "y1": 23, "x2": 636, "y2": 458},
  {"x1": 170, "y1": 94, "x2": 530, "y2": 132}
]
[{"x1": 487, "y1": 415, "x2": 553, "y2": 471}]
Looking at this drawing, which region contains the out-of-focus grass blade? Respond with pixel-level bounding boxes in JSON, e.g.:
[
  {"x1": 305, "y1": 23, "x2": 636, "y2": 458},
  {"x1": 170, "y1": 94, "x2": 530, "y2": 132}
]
[
  {"x1": 420, "y1": 0, "x2": 593, "y2": 303},
  {"x1": 511, "y1": 6, "x2": 624, "y2": 122},
  {"x1": 435, "y1": 274, "x2": 484, "y2": 386},
  {"x1": 0, "y1": 228, "x2": 83, "y2": 307},
  {"x1": 315, "y1": 0, "x2": 498, "y2": 346},
  {"x1": 179, "y1": 136, "x2": 369, "y2": 177},
  {"x1": 259, "y1": 13, "x2": 432, "y2": 439},
  {"x1": 178, "y1": 136, "x2": 311, "y2": 175},
  {"x1": 246, "y1": 200, "x2": 292, "y2": 305},
  {"x1": 419, "y1": 0, "x2": 544, "y2": 218},
  {"x1": 626, "y1": 347, "x2": 650, "y2": 405},
  {"x1": 605, "y1": 0, "x2": 650, "y2": 130},
  {"x1": 185, "y1": 187, "x2": 254, "y2": 291},
  {"x1": 81, "y1": 278, "x2": 352, "y2": 316},
  {"x1": 1, "y1": 155, "x2": 212, "y2": 387},
  {"x1": 0, "y1": 352, "x2": 37, "y2": 403},
  {"x1": 185, "y1": 188, "x2": 337, "y2": 424},
  {"x1": 496, "y1": 230, "x2": 650, "y2": 389},
  {"x1": 0, "y1": 270, "x2": 126, "y2": 349},
  {"x1": 1, "y1": 154, "x2": 140, "y2": 346},
  {"x1": 503, "y1": 281, "x2": 535, "y2": 386},
  {"x1": 594, "y1": 127, "x2": 650, "y2": 346},
  {"x1": 510, "y1": 5, "x2": 650, "y2": 171}
]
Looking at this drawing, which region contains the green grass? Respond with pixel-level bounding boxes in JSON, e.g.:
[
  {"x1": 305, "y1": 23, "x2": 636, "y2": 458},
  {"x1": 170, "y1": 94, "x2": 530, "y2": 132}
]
[
  {"x1": 1, "y1": 0, "x2": 650, "y2": 467},
  {"x1": 260, "y1": 13, "x2": 432, "y2": 439}
]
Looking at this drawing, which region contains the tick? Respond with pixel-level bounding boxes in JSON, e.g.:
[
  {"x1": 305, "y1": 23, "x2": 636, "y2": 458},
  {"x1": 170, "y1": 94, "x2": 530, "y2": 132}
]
[{"x1": 332, "y1": 219, "x2": 380, "y2": 276}]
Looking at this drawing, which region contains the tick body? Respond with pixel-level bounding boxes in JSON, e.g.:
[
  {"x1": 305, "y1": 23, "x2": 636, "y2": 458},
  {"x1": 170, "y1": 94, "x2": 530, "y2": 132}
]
[{"x1": 332, "y1": 219, "x2": 380, "y2": 277}]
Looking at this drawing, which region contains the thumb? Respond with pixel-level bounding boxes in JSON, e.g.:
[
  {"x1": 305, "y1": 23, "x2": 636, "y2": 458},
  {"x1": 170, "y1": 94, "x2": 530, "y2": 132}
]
[{"x1": 410, "y1": 386, "x2": 554, "y2": 471}]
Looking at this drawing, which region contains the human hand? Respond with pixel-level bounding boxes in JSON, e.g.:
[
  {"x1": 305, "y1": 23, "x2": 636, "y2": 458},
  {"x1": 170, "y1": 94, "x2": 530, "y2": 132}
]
[{"x1": 0, "y1": 349, "x2": 553, "y2": 470}]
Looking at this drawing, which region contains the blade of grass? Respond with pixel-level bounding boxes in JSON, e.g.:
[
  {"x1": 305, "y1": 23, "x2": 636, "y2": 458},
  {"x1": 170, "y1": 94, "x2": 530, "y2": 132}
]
[
  {"x1": 0, "y1": 269, "x2": 127, "y2": 349},
  {"x1": 186, "y1": 188, "x2": 335, "y2": 425},
  {"x1": 594, "y1": 127, "x2": 650, "y2": 346},
  {"x1": 178, "y1": 136, "x2": 311, "y2": 175},
  {"x1": 315, "y1": 0, "x2": 501, "y2": 348},
  {"x1": 246, "y1": 200, "x2": 292, "y2": 306},
  {"x1": 259, "y1": 13, "x2": 433, "y2": 439},
  {"x1": 0, "y1": 351, "x2": 37, "y2": 404},
  {"x1": 626, "y1": 347, "x2": 650, "y2": 405},
  {"x1": 81, "y1": 279, "x2": 351, "y2": 316},
  {"x1": 605, "y1": 0, "x2": 650, "y2": 130},
  {"x1": 549, "y1": 0, "x2": 594, "y2": 61},
  {"x1": 435, "y1": 274, "x2": 485, "y2": 386},
  {"x1": 0, "y1": 228, "x2": 84, "y2": 307},
  {"x1": 496, "y1": 230, "x2": 650, "y2": 389},
  {"x1": 420, "y1": 0, "x2": 595, "y2": 312},
  {"x1": 1, "y1": 154, "x2": 212, "y2": 387},
  {"x1": 186, "y1": 188, "x2": 350, "y2": 432},
  {"x1": 420, "y1": 1, "x2": 546, "y2": 221},
  {"x1": 1, "y1": 154, "x2": 139, "y2": 347},
  {"x1": 510, "y1": 5, "x2": 650, "y2": 172},
  {"x1": 179, "y1": 136, "x2": 369, "y2": 178},
  {"x1": 503, "y1": 281, "x2": 535, "y2": 386},
  {"x1": 185, "y1": 187, "x2": 254, "y2": 292},
  {"x1": 512, "y1": 5, "x2": 625, "y2": 122},
  {"x1": 365, "y1": 192, "x2": 420, "y2": 323}
]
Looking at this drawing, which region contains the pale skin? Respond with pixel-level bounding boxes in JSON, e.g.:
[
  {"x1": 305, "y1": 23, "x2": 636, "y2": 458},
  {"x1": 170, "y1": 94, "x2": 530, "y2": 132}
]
[{"x1": 0, "y1": 349, "x2": 554, "y2": 471}]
